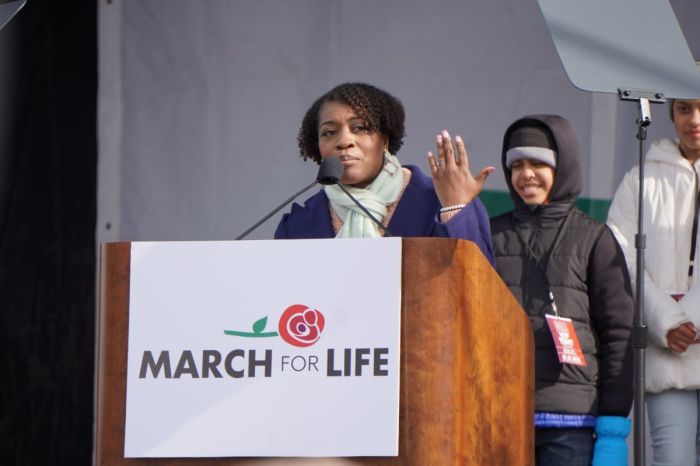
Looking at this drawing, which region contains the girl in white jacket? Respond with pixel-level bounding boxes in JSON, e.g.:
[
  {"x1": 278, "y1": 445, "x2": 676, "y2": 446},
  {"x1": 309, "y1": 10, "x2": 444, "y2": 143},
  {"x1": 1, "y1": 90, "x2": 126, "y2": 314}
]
[{"x1": 607, "y1": 99, "x2": 700, "y2": 466}]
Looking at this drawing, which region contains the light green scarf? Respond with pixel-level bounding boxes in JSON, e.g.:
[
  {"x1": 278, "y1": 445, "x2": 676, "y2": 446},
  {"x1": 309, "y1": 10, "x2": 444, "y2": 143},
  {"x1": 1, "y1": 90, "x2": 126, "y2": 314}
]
[{"x1": 324, "y1": 151, "x2": 404, "y2": 238}]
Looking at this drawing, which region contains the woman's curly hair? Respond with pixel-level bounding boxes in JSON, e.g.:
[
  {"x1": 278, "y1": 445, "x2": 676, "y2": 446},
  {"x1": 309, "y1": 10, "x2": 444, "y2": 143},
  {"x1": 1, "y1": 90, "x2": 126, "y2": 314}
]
[{"x1": 297, "y1": 82, "x2": 406, "y2": 164}]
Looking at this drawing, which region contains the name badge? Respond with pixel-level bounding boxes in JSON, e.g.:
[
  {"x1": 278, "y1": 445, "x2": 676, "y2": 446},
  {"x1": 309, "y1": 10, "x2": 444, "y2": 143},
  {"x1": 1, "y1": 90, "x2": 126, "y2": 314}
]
[{"x1": 545, "y1": 314, "x2": 587, "y2": 366}]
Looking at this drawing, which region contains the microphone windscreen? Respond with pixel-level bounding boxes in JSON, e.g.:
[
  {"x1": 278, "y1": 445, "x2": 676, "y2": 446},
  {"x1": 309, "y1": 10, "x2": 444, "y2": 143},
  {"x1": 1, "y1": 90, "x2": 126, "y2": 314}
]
[{"x1": 316, "y1": 157, "x2": 344, "y2": 185}]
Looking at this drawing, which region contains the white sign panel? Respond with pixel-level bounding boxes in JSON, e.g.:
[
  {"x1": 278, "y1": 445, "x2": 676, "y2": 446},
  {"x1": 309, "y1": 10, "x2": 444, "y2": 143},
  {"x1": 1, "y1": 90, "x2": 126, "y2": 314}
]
[{"x1": 124, "y1": 238, "x2": 402, "y2": 458}]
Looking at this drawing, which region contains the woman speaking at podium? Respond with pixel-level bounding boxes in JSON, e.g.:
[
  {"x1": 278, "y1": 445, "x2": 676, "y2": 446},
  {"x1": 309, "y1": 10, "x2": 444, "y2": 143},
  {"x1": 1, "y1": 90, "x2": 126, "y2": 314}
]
[{"x1": 274, "y1": 82, "x2": 495, "y2": 264}]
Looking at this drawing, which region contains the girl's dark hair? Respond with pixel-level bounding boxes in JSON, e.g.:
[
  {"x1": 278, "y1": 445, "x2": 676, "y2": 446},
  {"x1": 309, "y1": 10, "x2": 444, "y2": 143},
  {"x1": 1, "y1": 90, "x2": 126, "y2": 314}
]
[
  {"x1": 297, "y1": 82, "x2": 406, "y2": 164},
  {"x1": 669, "y1": 98, "x2": 675, "y2": 122}
]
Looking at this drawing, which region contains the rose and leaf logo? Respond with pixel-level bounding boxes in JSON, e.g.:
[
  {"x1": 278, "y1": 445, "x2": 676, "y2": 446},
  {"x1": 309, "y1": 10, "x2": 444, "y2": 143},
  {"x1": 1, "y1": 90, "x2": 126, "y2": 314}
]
[{"x1": 224, "y1": 304, "x2": 325, "y2": 348}]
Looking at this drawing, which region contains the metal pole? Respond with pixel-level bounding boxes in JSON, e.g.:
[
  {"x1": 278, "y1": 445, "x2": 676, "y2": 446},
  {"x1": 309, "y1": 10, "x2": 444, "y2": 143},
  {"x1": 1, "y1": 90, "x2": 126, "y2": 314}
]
[{"x1": 633, "y1": 104, "x2": 649, "y2": 466}]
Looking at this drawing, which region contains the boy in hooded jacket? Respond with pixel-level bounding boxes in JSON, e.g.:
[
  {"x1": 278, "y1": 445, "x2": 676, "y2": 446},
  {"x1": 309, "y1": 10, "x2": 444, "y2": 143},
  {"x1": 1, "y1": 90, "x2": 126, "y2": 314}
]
[{"x1": 490, "y1": 115, "x2": 634, "y2": 466}]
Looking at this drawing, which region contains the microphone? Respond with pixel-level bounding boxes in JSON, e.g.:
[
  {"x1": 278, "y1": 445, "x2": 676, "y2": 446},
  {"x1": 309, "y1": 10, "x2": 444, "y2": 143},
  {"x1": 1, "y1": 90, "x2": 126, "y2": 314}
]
[
  {"x1": 316, "y1": 156, "x2": 343, "y2": 185},
  {"x1": 235, "y1": 157, "x2": 344, "y2": 240}
]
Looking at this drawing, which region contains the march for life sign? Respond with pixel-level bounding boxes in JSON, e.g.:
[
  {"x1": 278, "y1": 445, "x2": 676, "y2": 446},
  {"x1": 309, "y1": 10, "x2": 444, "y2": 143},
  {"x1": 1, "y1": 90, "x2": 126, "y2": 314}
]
[{"x1": 124, "y1": 238, "x2": 402, "y2": 458}]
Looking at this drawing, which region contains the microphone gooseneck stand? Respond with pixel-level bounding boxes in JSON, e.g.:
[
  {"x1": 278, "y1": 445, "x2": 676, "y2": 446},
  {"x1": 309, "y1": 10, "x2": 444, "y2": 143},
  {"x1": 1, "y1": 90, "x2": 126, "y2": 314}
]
[
  {"x1": 234, "y1": 156, "x2": 392, "y2": 239},
  {"x1": 235, "y1": 157, "x2": 344, "y2": 240},
  {"x1": 618, "y1": 88, "x2": 665, "y2": 466},
  {"x1": 235, "y1": 179, "x2": 322, "y2": 240}
]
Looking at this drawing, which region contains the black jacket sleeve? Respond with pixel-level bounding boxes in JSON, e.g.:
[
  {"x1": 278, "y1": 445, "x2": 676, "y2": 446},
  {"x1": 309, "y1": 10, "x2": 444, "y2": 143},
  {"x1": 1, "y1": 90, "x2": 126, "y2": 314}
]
[{"x1": 587, "y1": 225, "x2": 634, "y2": 416}]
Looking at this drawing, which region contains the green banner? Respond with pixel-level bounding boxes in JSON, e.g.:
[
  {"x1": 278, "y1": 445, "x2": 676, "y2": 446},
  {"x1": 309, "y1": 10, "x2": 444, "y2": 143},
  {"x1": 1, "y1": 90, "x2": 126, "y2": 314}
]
[{"x1": 480, "y1": 190, "x2": 612, "y2": 223}]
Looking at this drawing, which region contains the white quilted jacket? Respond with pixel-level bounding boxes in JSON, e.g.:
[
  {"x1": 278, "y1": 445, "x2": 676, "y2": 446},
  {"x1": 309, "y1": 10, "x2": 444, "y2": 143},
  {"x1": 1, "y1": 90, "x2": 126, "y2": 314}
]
[{"x1": 607, "y1": 138, "x2": 700, "y2": 393}]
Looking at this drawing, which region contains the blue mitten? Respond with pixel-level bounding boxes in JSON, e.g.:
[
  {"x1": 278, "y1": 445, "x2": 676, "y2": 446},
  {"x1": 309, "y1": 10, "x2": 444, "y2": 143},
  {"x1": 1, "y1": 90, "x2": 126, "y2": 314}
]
[{"x1": 592, "y1": 416, "x2": 631, "y2": 466}]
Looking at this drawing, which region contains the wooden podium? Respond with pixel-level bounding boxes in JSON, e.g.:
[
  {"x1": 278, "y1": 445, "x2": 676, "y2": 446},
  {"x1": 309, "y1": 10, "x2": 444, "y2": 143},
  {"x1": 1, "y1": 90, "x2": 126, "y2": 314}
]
[{"x1": 96, "y1": 238, "x2": 533, "y2": 465}]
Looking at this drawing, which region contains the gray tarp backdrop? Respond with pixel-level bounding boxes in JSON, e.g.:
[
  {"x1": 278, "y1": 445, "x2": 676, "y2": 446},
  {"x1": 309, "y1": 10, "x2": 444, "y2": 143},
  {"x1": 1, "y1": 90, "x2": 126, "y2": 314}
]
[{"x1": 97, "y1": 0, "x2": 699, "y2": 244}]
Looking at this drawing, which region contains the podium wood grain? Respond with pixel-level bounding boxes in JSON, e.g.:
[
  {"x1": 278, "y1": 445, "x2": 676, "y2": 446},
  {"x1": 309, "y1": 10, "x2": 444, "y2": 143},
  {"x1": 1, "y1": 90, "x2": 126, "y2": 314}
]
[{"x1": 96, "y1": 239, "x2": 534, "y2": 465}]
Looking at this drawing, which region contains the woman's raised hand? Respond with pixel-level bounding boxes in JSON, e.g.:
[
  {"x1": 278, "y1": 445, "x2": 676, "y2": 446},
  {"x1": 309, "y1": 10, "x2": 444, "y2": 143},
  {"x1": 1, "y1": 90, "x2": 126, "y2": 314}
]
[{"x1": 428, "y1": 130, "x2": 495, "y2": 207}]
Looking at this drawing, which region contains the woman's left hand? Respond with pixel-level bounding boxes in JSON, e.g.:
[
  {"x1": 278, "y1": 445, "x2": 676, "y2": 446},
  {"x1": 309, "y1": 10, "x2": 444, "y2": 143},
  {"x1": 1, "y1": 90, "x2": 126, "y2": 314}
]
[{"x1": 428, "y1": 130, "x2": 495, "y2": 207}]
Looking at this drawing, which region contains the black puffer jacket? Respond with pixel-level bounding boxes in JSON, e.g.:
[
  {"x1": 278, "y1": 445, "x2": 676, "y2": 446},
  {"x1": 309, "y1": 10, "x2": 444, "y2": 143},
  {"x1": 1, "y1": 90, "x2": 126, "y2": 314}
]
[{"x1": 490, "y1": 115, "x2": 634, "y2": 416}]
